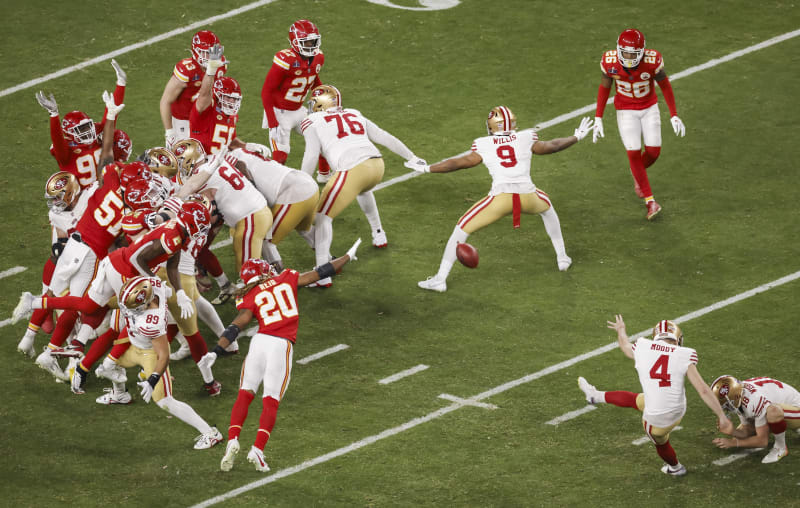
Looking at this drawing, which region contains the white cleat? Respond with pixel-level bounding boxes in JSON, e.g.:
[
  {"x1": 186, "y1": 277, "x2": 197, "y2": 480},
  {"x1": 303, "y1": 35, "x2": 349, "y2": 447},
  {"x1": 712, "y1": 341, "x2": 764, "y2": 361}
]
[
  {"x1": 211, "y1": 283, "x2": 236, "y2": 305},
  {"x1": 577, "y1": 376, "x2": 603, "y2": 405},
  {"x1": 371, "y1": 229, "x2": 388, "y2": 248},
  {"x1": 224, "y1": 341, "x2": 239, "y2": 354},
  {"x1": 247, "y1": 446, "x2": 271, "y2": 472},
  {"x1": 36, "y1": 349, "x2": 69, "y2": 381},
  {"x1": 95, "y1": 388, "x2": 132, "y2": 405},
  {"x1": 661, "y1": 463, "x2": 687, "y2": 476},
  {"x1": 194, "y1": 427, "x2": 223, "y2": 450},
  {"x1": 307, "y1": 277, "x2": 332, "y2": 288},
  {"x1": 220, "y1": 438, "x2": 240, "y2": 471},
  {"x1": 12, "y1": 292, "x2": 35, "y2": 324},
  {"x1": 557, "y1": 255, "x2": 573, "y2": 272},
  {"x1": 170, "y1": 344, "x2": 192, "y2": 361},
  {"x1": 762, "y1": 446, "x2": 788, "y2": 464},
  {"x1": 95, "y1": 363, "x2": 128, "y2": 384},
  {"x1": 418, "y1": 276, "x2": 447, "y2": 293},
  {"x1": 17, "y1": 335, "x2": 36, "y2": 358}
]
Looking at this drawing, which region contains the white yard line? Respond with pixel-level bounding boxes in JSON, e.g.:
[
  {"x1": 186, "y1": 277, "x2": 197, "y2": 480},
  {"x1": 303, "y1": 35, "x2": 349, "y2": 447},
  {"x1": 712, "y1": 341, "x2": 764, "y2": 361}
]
[
  {"x1": 545, "y1": 405, "x2": 597, "y2": 425},
  {"x1": 712, "y1": 448, "x2": 764, "y2": 466},
  {"x1": 438, "y1": 393, "x2": 497, "y2": 410},
  {"x1": 0, "y1": 0, "x2": 279, "y2": 99},
  {"x1": 296, "y1": 344, "x2": 349, "y2": 365},
  {"x1": 192, "y1": 268, "x2": 800, "y2": 507},
  {"x1": 0, "y1": 266, "x2": 27, "y2": 280},
  {"x1": 209, "y1": 237, "x2": 233, "y2": 251},
  {"x1": 378, "y1": 364, "x2": 429, "y2": 385},
  {"x1": 0, "y1": 318, "x2": 13, "y2": 328}
]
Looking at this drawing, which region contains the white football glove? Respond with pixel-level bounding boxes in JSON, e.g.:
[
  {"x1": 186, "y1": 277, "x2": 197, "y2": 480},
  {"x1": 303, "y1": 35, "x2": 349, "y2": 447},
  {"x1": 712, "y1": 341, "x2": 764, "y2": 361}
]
[
  {"x1": 573, "y1": 117, "x2": 594, "y2": 142},
  {"x1": 36, "y1": 91, "x2": 58, "y2": 117},
  {"x1": 404, "y1": 157, "x2": 430, "y2": 173},
  {"x1": 138, "y1": 379, "x2": 154, "y2": 403},
  {"x1": 176, "y1": 289, "x2": 194, "y2": 319},
  {"x1": 102, "y1": 90, "x2": 125, "y2": 121},
  {"x1": 165, "y1": 128, "x2": 176, "y2": 149},
  {"x1": 346, "y1": 238, "x2": 362, "y2": 261},
  {"x1": 592, "y1": 117, "x2": 604, "y2": 143},
  {"x1": 245, "y1": 142, "x2": 272, "y2": 159},
  {"x1": 206, "y1": 44, "x2": 225, "y2": 75},
  {"x1": 670, "y1": 116, "x2": 686, "y2": 137},
  {"x1": 111, "y1": 58, "x2": 127, "y2": 86}
]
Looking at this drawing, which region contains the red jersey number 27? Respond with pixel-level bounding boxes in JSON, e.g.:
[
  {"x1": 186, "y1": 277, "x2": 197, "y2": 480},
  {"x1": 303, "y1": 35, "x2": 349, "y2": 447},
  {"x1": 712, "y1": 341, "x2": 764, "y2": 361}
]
[{"x1": 649, "y1": 354, "x2": 672, "y2": 387}]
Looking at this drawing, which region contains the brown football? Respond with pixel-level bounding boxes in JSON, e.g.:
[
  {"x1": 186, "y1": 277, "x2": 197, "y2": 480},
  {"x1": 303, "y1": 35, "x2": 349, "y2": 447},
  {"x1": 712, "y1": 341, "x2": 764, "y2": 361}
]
[{"x1": 456, "y1": 242, "x2": 479, "y2": 268}]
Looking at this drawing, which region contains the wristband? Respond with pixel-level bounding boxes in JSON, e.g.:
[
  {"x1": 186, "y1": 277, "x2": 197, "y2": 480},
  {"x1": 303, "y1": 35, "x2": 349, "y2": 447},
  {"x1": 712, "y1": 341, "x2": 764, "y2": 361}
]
[
  {"x1": 221, "y1": 324, "x2": 241, "y2": 341},
  {"x1": 315, "y1": 262, "x2": 336, "y2": 279},
  {"x1": 147, "y1": 373, "x2": 161, "y2": 389}
]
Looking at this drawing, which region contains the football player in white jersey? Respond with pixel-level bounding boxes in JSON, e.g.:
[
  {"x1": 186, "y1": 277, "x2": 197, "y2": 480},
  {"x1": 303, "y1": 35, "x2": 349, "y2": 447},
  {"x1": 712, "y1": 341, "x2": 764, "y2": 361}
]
[
  {"x1": 103, "y1": 276, "x2": 223, "y2": 449},
  {"x1": 174, "y1": 139, "x2": 273, "y2": 273},
  {"x1": 578, "y1": 316, "x2": 733, "y2": 476},
  {"x1": 710, "y1": 375, "x2": 800, "y2": 463},
  {"x1": 299, "y1": 85, "x2": 425, "y2": 286},
  {"x1": 411, "y1": 106, "x2": 592, "y2": 292}
]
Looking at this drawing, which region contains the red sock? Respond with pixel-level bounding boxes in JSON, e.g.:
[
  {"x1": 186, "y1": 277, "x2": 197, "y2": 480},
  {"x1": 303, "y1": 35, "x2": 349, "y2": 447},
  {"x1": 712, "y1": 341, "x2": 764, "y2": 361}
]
[
  {"x1": 42, "y1": 295, "x2": 100, "y2": 314},
  {"x1": 605, "y1": 391, "x2": 640, "y2": 409},
  {"x1": 318, "y1": 156, "x2": 331, "y2": 175},
  {"x1": 80, "y1": 328, "x2": 117, "y2": 370},
  {"x1": 626, "y1": 150, "x2": 652, "y2": 198},
  {"x1": 642, "y1": 146, "x2": 661, "y2": 168},
  {"x1": 254, "y1": 396, "x2": 280, "y2": 450},
  {"x1": 184, "y1": 331, "x2": 208, "y2": 362},
  {"x1": 28, "y1": 308, "x2": 50, "y2": 330},
  {"x1": 228, "y1": 390, "x2": 256, "y2": 441},
  {"x1": 196, "y1": 247, "x2": 223, "y2": 278},
  {"x1": 48, "y1": 310, "x2": 79, "y2": 347},
  {"x1": 108, "y1": 341, "x2": 130, "y2": 360},
  {"x1": 272, "y1": 150, "x2": 288, "y2": 164},
  {"x1": 167, "y1": 324, "x2": 179, "y2": 344},
  {"x1": 42, "y1": 258, "x2": 56, "y2": 286},
  {"x1": 655, "y1": 441, "x2": 678, "y2": 466},
  {"x1": 769, "y1": 420, "x2": 787, "y2": 435}
]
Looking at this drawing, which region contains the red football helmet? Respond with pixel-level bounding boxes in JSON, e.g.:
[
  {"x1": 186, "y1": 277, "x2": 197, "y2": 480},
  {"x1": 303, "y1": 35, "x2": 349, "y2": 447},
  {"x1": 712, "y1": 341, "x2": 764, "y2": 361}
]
[
  {"x1": 617, "y1": 29, "x2": 646, "y2": 68},
  {"x1": 61, "y1": 111, "x2": 97, "y2": 145},
  {"x1": 119, "y1": 161, "x2": 153, "y2": 190},
  {"x1": 178, "y1": 201, "x2": 211, "y2": 239},
  {"x1": 213, "y1": 77, "x2": 242, "y2": 116},
  {"x1": 289, "y1": 19, "x2": 321, "y2": 58},
  {"x1": 124, "y1": 177, "x2": 169, "y2": 211},
  {"x1": 191, "y1": 30, "x2": 220, "y2": 69},
  {"x1": 240, "y1": 258, "x2": 277, "y2": 285},
  {"x1": 114, "y1": 129, "x2": 132, "y2": 162}
]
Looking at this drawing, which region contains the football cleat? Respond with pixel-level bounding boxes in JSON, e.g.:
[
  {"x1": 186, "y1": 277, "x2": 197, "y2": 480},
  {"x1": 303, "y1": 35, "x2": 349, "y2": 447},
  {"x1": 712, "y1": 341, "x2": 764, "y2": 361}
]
[
  {"x1": 418, "y1": 276, "x2": 447, "y2": 293},
  {"x1": 211, "y1": 283, "x2": 235, "y2": 305},
  {"x1": 36, "y1": 349, "x2": 69, "y2": 381},
  {"x1": 95, "y1": 363, "x2": 128, "y2": 384},
  {"x1": 660, "y1": 463, "x2": 687, "y2": 476},
  {"x1": 762, "y1": 446, "x2": 788, "y2": 464},
  {"x1": 49, "y1": 344, "x2": 84, "y2": 358},
  {"x1": 194, "y1": 427, "x2": 223, "y2": 450},
  {"x1": 371, "y1": 229, "x2": 388, "y2": 248},
  {"x1": 17, "y1": 334, "x2": 36, "y2": 358},
  {"x1": 646, "y1": 200, "x2": 662, "y2": 220},
  {"x1": 577, "y1": 377, "x2": 603, "y2": 405},
  {"x1": 204, "y1": 379, "x2": 222, "y2": 397},
  {"x1": 170, "y1": 344, "x2": 192, "y2": 361},
  {"x1": 246, "y1": 446, "x2": 271, "y2": 472},
  {"x1": 224, "y1": 341, "x2": 240, "y2": 355},
  {"x1": 70, "y1": 363, "x2": 86, "y2": 395},
  {"x1": 95, "y1": 388, "x2": 133, "y2": 405},
  {"x1": 220, "y1": 438, "x2": 240, "y2": 471},
  {"x1": 557, "y1": 255, "x2": 573, "y2": 272},
  {"x1": 11, "y1": 292, "x2": 35, "y2": 324},
  {"x1": 307, "y1": 277, "x2": 332, "y2": 288}
]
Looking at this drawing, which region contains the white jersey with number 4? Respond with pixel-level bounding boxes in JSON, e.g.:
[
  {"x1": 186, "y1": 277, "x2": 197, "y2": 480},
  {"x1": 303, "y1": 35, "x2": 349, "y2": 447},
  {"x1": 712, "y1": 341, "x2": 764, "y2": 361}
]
[
  {"x1": 197, "y1": 153, "x2": 267, "y2": 227},
  {"x1": 119, "y1": 277, "x2": 169, "y2": 350},
  {"x1": 470, "y1": 130, "x2": 539, "y2": 196},
  {"x1": 632, "y1": 338, "x2": 697, "y2": 424},
  {"x1": 737, "y1": 377, "x2": 800, "y2": 427}
]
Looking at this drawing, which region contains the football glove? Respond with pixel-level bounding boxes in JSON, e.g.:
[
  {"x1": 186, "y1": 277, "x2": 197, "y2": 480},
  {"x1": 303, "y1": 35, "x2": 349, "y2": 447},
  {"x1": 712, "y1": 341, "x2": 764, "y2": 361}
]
[
  {"x1": 346, "y1": 238, "x2": 362, "y2": 261},
  {"x1": 111, "y1": 58, "x2": 127, "y2": 86},
  {"x1": 245, "y1": 142, "x2": 272, "y2": 159},
  {"x1": 592, "y1": 117, "x2": 604, "y2": 143},
  {"x1": 165, "y1": 128, "x2": 176, "y2": 149},
  {"x1": 206, "y1": 44, "x2": 225, "y2": 75},
  {"x1": 670, "y1": 116, "x2": 686, "y2": 137},
  {"x1": 137, "y1": 373, "x2": 160, "y2": 403},
  {"x1": 36, "y1": 91, "x2": 59, "y2": 117},
  {"x1": 573, "y1": 117, "x2": 594, "y2": 141},
  {"x1": 102, "y1": 90, "x2": 125, "y2": 121},
  {"x1": 404, "y1": 157, "x2": 430, "y2": 173},
  {"x1": 176, "y1": 289, "x2": 194, "y2": 319}
]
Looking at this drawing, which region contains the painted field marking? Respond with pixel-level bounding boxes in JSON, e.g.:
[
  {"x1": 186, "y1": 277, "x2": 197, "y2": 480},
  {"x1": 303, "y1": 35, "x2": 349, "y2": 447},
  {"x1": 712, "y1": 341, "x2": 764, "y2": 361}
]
[
  {"x1": 0, "y1": 0, "x2": 279, "y2": 99},
  {"x1": 438, "y1": 393, "x2": 497, "y2": 410},
  {"x1": 191, "y1": 268, "x2": 800, "y2": 507},
  {"x1": 545, "y1": 405, "x2": 597, "y2": 425},
  {"x1": 297, "y1": 344, "x2": 350, "y2": 365},
  {"x1": 713, "y1": 448, "x2": 764, "y2": 466},
  {"x1": 378, "y1": 364, "x2": 429, "y2": 385},
  {"x1": 0, "y1": 318, "x2": 13, "y2": 328},
  {"x1": 632, "y1": 426, "x2": 682, "y2": 445},
  {"x1": 210, "y1": 237, "x2": 233, "y2": 251},
  {"x1": 0, "y1": 266, "x2": 27, "y2": 280}
]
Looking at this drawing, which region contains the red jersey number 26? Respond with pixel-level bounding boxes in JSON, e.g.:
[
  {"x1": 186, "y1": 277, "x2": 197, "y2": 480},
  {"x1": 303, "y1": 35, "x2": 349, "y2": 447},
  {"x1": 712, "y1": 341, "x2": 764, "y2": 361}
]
[{"x1": 649, "y1": 354, "x2": 672, "y2": 387}]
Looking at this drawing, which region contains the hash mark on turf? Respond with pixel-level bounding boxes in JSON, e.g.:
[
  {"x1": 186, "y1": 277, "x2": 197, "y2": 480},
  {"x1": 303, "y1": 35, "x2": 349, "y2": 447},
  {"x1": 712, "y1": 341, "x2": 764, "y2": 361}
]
[
  {"x1": 297, "y1": 344, "x2": 349, "y2": 365},
  {"x1": 545, "y1": 405, "x2": 597, "y2": 425},
  {"x1": 713, "y1": 448, "x2": 764, "y2": 466},
  {"x1": 379, "y1": 364, "x2": 429, "y2": 384},
  {"x1": 438, "y1": 393, "x2": 497, "y2": 410},
  {"x1": 0, "y1": 266, "x2": 27, "y2": 280}
]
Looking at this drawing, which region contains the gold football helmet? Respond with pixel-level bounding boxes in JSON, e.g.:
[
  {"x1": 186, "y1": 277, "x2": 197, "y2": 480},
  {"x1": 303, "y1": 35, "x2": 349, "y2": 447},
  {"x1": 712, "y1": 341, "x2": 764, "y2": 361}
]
[
  {"x1": 45, "y1": 171, "x2": 80, "y2": 211},
  {"x1": 652, "y1": 319, "x2": 683, "y2": 346},
  {"x1": 185, "y1": 193, "x2": 213, "y2": 212},
  {"x1": 172, "y1": 138, "x2": 206, "y2": 184},
  {"x1": 307, "y1": 85, "x2": 342, "y2": 113},
  {"x1": 486, "y1": 106, "x2": 517, "y2": 135},
  {"x1": 711, "y1": 375, "x2": 744, "y2": 411},
  {"x1": 145, "y1": 147, "x2": 179, "y2": 178},
  {"x1": 119, "y1": 276, "x2": 155, "y2": 314}
]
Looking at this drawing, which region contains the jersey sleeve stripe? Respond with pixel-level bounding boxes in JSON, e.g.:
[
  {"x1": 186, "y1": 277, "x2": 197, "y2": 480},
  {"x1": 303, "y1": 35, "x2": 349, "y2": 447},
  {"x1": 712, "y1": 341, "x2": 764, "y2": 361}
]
[
  {"x1": 173, "y1": 67, "x2": 190, "y2": 83},
  {"x1": 138, "y1": 327, "x2": 161, "y2": 337},
  {"x1": 272, "y1": 57, "x2": 291, "y2": 70},
  {"x1": 300, "y1": 119, "x2": 312, "y2": 133}
]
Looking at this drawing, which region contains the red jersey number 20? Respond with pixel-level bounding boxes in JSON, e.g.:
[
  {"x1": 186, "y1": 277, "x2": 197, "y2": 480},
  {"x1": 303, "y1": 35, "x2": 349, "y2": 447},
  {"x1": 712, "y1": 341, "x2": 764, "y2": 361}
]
[{"x1": 255, "y1": 283, "x2": 298, "y2": 326}]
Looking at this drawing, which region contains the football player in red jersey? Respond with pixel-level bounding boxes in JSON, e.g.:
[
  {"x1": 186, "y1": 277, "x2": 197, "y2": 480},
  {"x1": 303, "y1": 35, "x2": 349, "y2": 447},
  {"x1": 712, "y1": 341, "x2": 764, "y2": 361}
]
[
  {"x1": 35, "y1": 59, "x2": 127, "y2": 189},
  {"x1": 261, "y1": 20, "x2": 328, "y2": 174},
  {"x1": 593, "y1": 29, "x2": 686, "y2": 220},
  {"x1": 199, "y1": 240, "x2": 361, "y2": 472},
  {"x1": 160, "y1": 30, "x2": 227, "y2": 148}
]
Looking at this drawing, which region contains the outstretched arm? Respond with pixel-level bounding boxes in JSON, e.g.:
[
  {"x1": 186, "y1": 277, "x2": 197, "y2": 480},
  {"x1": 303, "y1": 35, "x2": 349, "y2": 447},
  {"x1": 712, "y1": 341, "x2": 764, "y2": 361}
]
[
  {"x1": 298, "y1": 238, "x2": 361, "y2": 286},
  {"x1": 533, "y1": 117, "x2": 593, "y2": 155},
  {"x1": 607, "y1": 314, "x2": 634, "y2": 359},
  {"x1": 429, "y1": 152, "x2": 482, "y2": 173},
  {"x1": 687, "y1": 364, "x2": 733, "y2": 434}
]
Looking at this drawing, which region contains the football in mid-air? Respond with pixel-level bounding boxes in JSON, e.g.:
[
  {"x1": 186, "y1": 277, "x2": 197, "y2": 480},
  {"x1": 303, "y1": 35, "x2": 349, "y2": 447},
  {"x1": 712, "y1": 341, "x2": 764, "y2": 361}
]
[{"x1": 456, "y1": 242, "x2": 479, "y2": 268}]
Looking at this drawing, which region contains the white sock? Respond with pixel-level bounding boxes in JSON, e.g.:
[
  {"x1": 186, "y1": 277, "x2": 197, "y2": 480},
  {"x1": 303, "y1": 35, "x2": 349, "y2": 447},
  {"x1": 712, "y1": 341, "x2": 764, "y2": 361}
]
[
  {"x1": 298, "y1": 227, "x2": 315, "y2": 248},
  {"x1": 101, "y1": 356, "x2": 118, "y2": 369},
  {"x1": 197, "y1": 359, "x2": 214, "y2": 383},
  {"x1": 156, "y1": 395, "x2": 213, "y2": 434},
  {"x1": 435, "y1": 226, "x2": 469, "y2": 281},
  {"x1": 314, "y1": 213, "x2": 334, "y2": 268},
  {"x1": 539, "y1": 207, "x2": 567, "y2": 259},
  {"x1": 22, "y1": 327, "x2": 36, "y2": 340},
  {"x1": 112, "y1": 381, "x2": 126, "y2": 395},
  {"x1": 356, "y1": 191, "x2": 383, "y2": 232},
  {"x1": 76, "y1": 322, "x2": 96, "y2": 345},
  {"x1": 195, "y1": 296, "x2": 225, "y2": 336},
  {"x1": 774, "y1": 430, "x2": 787, "y2": 449},
  {"x1": 214, "y1": 273, "x2": 230, "y2": 287},
  {"x1": 262, "y1": 240, "x2": 282, "y2": 266},
  {"x1": 175, "y1": 332, "x2": 189, "y2": 349}
]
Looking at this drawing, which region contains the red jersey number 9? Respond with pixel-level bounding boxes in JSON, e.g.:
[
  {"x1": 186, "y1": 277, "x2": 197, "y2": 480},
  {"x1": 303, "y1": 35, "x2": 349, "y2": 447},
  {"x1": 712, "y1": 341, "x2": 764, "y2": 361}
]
[{"x1": 496, "y1": 145, "x2": 518, "y2": 168}]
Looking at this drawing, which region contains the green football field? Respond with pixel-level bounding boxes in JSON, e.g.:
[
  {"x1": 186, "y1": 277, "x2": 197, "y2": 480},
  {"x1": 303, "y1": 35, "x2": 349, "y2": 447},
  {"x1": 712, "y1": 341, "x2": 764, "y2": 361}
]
[{"x1": 2, "y1": 1, "x2": 799, "y2": 506}]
